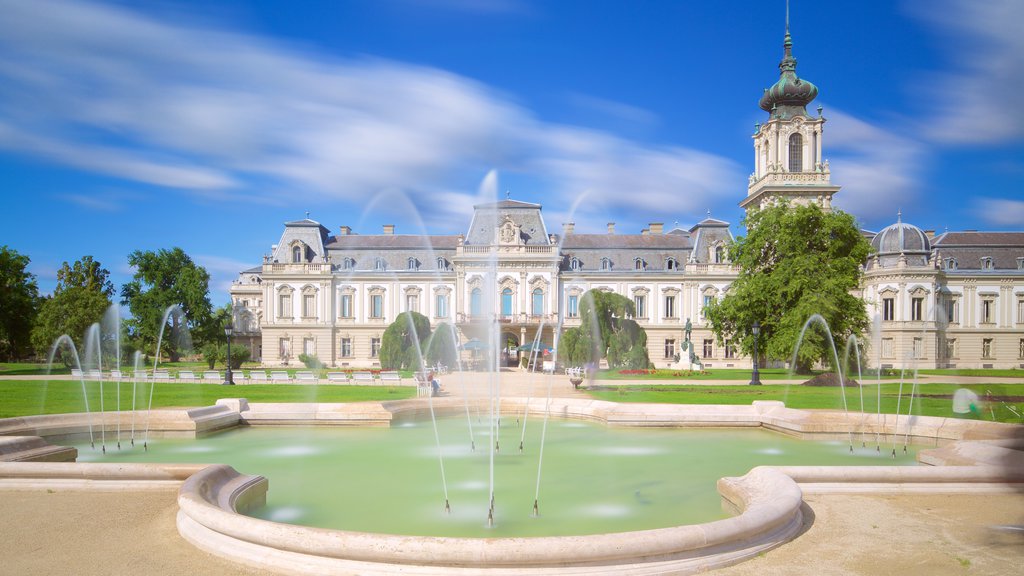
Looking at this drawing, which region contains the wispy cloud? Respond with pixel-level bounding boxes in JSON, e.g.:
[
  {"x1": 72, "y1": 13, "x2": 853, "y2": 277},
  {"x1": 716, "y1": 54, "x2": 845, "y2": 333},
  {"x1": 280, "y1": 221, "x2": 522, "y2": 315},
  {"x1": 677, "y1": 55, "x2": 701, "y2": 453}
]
[
  {"x1": 908, "y1": 0, "x2": 1024, "y2": 144},
  {"x1": 973, "y1": 197, "x2": 1024, "y2": 228},
  {"x1": 194, "y1": 254, "x2": 257, "y2": 297},
  {"x1": 0, "y1": 0, "x2": 742, "y2": 229},
  {"x1": 825, "y1": 108, "x2": 927, "y2": 224}
]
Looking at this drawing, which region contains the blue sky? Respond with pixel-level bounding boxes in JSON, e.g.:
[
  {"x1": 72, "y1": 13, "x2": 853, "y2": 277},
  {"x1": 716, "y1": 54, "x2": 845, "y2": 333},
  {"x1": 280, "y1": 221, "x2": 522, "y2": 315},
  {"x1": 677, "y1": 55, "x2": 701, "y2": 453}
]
[{"x1": 1, "y1": 0, "x2": 1021, "y2": 302}]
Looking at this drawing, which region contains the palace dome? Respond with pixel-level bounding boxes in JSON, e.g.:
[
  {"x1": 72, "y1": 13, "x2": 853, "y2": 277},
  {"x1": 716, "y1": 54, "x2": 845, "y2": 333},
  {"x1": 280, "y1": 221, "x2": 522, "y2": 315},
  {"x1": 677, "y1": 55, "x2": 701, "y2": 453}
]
[
  {"x1": 870, "y1": 216, "x2": 931, "y2": 268},
  {"x1": 759, "y1": 32, "x2": 818, "y2": 120}
]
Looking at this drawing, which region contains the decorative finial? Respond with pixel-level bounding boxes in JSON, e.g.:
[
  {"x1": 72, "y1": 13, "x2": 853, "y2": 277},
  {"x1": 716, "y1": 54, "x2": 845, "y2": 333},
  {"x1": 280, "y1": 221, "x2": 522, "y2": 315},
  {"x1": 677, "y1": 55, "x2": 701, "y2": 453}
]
[
  {"x1": 305, "y1": 210, "x2": 310, "y2": 219},
  {"x1": 897, "y1": 209, "x2": 902, "y2": 223},
  {"x1": 706, "y1": 209, "x2": 712, "y2": 219},
  {"x1": 817, "y1": 104, "x2": 823, "y2": 117},
  {"x1": 506, "y1": 189, "x2": 511, "y2": 200},
  {"x1": 674, "y1": 220, "x2": 680, "y2": 228},
  {"x1": 786, "y1": 0, "x2": 790, "y2": 34}
]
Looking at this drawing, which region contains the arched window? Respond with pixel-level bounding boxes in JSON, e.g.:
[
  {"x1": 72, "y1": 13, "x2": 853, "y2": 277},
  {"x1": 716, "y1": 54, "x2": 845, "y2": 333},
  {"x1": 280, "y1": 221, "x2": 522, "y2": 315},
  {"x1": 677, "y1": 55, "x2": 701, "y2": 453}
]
[
  {"x1": 470, "y1": 288, "x2": 482, "y2": 316},
  {"x1": 569, "y1": 257, "x2": 581, "y2": 271},
  {"x1": 788, "y1": 133, "x2": 803, "y2": 172},
  {"x1": 436, "y1": 257, "x2": 447, "y2": 271},
  {"x1": 407, "y1": 257, "x2": 418, "y2": 271},
  {"x1": 342, "y1": 257, "x2": 354, "y2": 270},
  {"x1": 601, "y1": 257, "x2": 612, "y2": 271},
  {"x1": 634, "y1": 258, "x2": 645, "y2": 271},
  {"x1": 714, "y1": 245, "x2": 725, "y2": 263},
  {"x1": 374, "y1": 258, "x2": 386, "y2": 271},
  {"x1": 666, "y1": 257, "x2": 678, "y2": 271},
  {"x1": 532, "y1": 288, "x2": 544, "y2": 316},
  {"x1": 501, "y1": 288, "x2": 513, "y2": 317},
  {"x1": 292, "y1": 245, "x2": 303, "y2": 263}
]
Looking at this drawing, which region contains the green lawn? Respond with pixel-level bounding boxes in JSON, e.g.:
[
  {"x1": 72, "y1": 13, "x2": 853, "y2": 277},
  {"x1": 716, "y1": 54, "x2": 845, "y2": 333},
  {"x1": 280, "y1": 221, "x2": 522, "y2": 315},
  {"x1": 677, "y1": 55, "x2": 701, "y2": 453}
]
[
  {"x1": 916, "y1": 368, "x2": 1024, "y2": 379},
  {"x1": 0, "y1": 362, "x2": 413, "y2": 379},
  {"x1": 584, "y1": 383, "x2": 1024, "y2": 424},
  {"x1": 0, "y1": 380, "x2": 416, "y2": 418}
]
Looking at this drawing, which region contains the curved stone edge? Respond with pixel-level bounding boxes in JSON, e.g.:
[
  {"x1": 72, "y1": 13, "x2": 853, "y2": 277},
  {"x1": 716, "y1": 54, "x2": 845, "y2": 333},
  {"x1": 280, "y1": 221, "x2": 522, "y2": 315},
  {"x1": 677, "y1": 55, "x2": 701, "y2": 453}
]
[{"x1": 175, "y1": 464, "x2": 804, "y2": 575}]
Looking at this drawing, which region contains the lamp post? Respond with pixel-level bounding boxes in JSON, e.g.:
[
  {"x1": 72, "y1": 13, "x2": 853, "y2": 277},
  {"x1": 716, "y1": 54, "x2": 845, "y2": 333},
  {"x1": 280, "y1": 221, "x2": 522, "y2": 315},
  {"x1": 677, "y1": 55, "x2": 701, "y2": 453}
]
[
  {"x1": 749, "y1": 320, "x2": 762, "y2": 386},
  {"x1": 223, "y1": 322, "x2": 235, "y2": 385}
]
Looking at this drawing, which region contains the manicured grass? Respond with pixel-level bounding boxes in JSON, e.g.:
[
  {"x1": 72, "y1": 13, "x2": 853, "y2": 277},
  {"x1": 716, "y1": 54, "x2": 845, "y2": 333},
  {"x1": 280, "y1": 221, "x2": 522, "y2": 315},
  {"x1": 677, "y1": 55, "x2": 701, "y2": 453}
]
[
  {"x1": 0, "y1": 362, "x2": 70, "y2": 376},
  {"x1": 916, "y1": 368, "x2": 1024, "y2": 379},
  {"x1": 584, "y1": 383, "x2": 1024, "y2": 424},
  {"x1": 0, "y1": 380, "x2": 416, "y2": 418}
]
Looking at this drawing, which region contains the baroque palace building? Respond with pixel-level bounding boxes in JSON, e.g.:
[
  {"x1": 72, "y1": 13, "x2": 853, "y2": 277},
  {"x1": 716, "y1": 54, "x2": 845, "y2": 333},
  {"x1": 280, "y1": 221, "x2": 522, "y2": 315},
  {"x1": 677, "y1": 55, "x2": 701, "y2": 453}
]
[{"x1": 230, "y1": 26, "x2": 1024, "y2": 371}]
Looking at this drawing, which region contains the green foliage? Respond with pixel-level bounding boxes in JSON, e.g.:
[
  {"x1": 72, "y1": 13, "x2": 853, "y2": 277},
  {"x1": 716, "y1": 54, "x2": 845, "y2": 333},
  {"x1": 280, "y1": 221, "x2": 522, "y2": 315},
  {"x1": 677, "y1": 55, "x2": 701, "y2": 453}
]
[
  {"x1": 0, "y1": 246, "x2": 39, "y2": 361},
  {"x1": 298, "y1": 353, "x2": 324, "y2": 370},
  {"x1": 31, "y1": 256, "x2": 114, "y2": 364},
  {"x1": 423, "y1": 322, "x2": 458, "y2": 368},
  {"x1": 379, "y1": 311, "x2": 431, "y2": 370},
  {"x1": 203, "y1": 343, "x2": 252, "y2": 369},
  {"x1": 560, "y1": 290, "x2": 651, "y2": 369},
  {"x1": 120, "y1": 248, "x2": 213, "y2": 362},
  {"x1": 705, "y1": 203, "x2": 871, "y2": 373}
]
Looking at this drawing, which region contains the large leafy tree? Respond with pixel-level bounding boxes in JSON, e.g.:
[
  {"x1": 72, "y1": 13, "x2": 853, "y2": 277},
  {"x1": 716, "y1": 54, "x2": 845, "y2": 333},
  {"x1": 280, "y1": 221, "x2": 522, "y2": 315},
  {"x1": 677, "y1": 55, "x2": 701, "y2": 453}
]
[
  {"x1": 31, "y1": 256, "x2": 115, "y2": 363},
  {"x1": 705, "y1": 202, "x2": 871, "y2": 373},
  {"x1": 0, "y1": 246, "x2": 39, "y2": 360},
  {"x1": 120, "y1": 248, "x2": 213, "y2": 361},
  {"x1": 379, "y1": 311, "x2": 431, "y2": 370},
  {"x1": 560, "y1": 290, "x2": 651, "y2": 369}
]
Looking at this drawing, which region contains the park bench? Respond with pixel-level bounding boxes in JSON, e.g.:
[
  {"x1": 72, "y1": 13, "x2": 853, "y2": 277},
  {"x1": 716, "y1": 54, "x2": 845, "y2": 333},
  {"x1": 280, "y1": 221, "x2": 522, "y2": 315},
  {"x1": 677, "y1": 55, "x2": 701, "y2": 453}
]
[
  {"x1": 86, "y1": 369, "x2": 103, "y2": 380},
  {"x1": 270, "y1": 371, "x2": 291, "y2": 383},
  {"x1": 412, "y1": 372, "x2": 432, "y2": 397},
  {"x1": 350, "y1": 372, "x2": 374, "y2": 384},
  {"x1": 379, "y1": 371, "x2": 402, "y2": 385},
  {"x1": 295, "y1": 371, "x2": 318, "y2": 384},
  {"x1": 152, "y1": 370, "x2": 171, "y2": 381},
  {"x1": 109, "y1": 370, "x2": 123, "y2": 380},
  {"x1": 325, "y1": 372, "x2": 348, "y2": 384},
  {"x1": 249, "y1": 371, "x2": 269, "y2": 383},
  {"x1": 202, "y1": 370, "x2": 221, "y2": 382},
  {"x1": 178, "y1": 370, "x2": 197, "y2": 382},
  {"x1": 70, "y1": 369, "x2": 84, "y2": 379}
]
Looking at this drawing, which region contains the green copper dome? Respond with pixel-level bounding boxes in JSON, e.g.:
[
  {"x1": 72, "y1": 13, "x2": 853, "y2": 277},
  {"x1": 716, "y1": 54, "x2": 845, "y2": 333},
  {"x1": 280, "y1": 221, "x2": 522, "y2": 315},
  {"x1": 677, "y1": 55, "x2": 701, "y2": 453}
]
[{"x1": 759, "y1": 31, "x2": 818, "y2": 120}]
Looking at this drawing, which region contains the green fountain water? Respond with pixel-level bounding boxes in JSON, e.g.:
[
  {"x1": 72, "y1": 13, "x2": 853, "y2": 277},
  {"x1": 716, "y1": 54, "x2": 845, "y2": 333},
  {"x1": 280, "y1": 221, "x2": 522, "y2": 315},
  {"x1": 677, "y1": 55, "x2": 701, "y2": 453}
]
[{"x1": 74, "y1": 415, "x2": 919, "y2": 537}]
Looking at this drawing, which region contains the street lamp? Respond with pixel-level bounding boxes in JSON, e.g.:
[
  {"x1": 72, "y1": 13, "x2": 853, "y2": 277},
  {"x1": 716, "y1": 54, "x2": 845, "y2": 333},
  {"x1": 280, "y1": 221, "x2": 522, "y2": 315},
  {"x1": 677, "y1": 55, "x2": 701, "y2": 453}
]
[
  {"x1": 223, "y1": 322, "x2": 235, "y2": 385},
  {"x1": 749, "y1": 320, "x2": 762, "y2": 386}
]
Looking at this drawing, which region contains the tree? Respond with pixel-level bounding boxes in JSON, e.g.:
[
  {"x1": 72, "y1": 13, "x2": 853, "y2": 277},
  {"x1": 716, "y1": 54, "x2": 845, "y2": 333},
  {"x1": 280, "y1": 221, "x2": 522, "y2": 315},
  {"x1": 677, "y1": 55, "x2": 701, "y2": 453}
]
[
  {"x1": 120, "y1": 248, "x2": 213, "y2": 362},
  {"x1": 0, "y1": 246, "x2": 39, "y2": 360},
  {"x1": 560, "y1": 290, "x2": 651, "y2": 369},
  {"x1": 31, "y1": 256, "x2": 115, "y2": 364},
  {"x1": 705, "y1": 202, "x2": 871, "y2": 373},
  {"x1": 379, "y1": 311, "x2": 431, "y2": 370},
  {"x1": 424, "y1": 322, "x2": 458, "y2": 369}
]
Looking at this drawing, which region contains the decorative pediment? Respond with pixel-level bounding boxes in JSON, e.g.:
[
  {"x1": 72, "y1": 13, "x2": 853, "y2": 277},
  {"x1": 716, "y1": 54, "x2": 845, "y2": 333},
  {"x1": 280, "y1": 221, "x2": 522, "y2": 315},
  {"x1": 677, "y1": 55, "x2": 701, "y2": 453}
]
[
  {"x1": 528, "y1": 275, "x2": 550, "y2": 291},
  {"x1": 878, "y1": 286, "x2": 899, "y2": 296},
  {"x1": 630, "y1": 286, "x2": 651, "y2": 296},
  {"x1": 466, "y1": 275, "x2": 484, "y2": 289},
  {"x1": 908, "y1": 285, "x2": 931, "y2": 296},
  {"x1": 403, "y1": 285, "x2": 423, "y2": 296},
  {"x1": 497, "y1": 215, "x2": 523, "y2": 245},
  {"x1": 661, "y1": 286, "x2": 681, "y2": 296}
]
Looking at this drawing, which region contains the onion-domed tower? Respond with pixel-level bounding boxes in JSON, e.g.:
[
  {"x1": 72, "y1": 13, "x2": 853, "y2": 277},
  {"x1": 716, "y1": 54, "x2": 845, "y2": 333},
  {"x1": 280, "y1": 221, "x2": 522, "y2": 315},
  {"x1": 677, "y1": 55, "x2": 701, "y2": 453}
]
[{"x1": 741, "y1": 12, "x2": 840, "y2": 214}]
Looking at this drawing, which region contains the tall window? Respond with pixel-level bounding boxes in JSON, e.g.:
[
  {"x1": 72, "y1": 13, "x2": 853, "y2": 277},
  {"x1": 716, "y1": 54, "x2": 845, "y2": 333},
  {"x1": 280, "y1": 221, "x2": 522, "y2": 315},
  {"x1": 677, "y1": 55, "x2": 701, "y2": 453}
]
[
  {"x1": 374, "y1": 258, "x2": 386, "y2": 271},
  {"x1": 982, "y1": 299, "x2": 994, "y2": 324},
  {"x1": 714, "y1": 245, "x2": 725, "y2": 264},
  {"x1": 470, "y1": 288, "x2": 482, "y2": 316},
  {"x1": 531, "y1": 288, "x2": 544, "y2": 316},
  {"x1": 435, "y1": 294, "x2": 448, "y2": 318},
  {"x1": 600, "y1": 258, "x2": 612, "y2": 271},
  {"x1": 882, "y1": 297, "x2": 895, "y2": 321},
  {"x1": 1019, "y1": 338, "x2": 1024, "y2": 359},
  {"x1": 881, "y1": 338, "x2": 894, "y2": 358},
  {"x1": 292, "y1": 245, "x2": 302, "y2": 263},
  {"x1": 569, "y1": 257, "x2": 581, "y2": 271},
  {"x1": 406, "y1": 294, "x2": 418, "y2": 313},
  {"x1": 945, "y1": 297, "x2": 959, "y2": 324},
  {"x1": 370, "y1": 294, "x2": 383, "y2": 319},
  {"x1": 342, "y1": 257, "x2": 355, "y2": 270},
  {"x1": 788, "y1": 132, "x2": 803, "y2": 172},
  {"x1": 303, "y1": 293, "x2": 316, "y2": 318},
  {"x1": 981, "y1": 257, "x2": 994, "y2": 271},
  {"x1": 912, "y1": 337, "x2": 923, "y2": 359},
  {"x1": 634, "y1": 258, "x2": 644, "y2": 271},
  {"x1": 278, "y1": 293, "x2": 292, "y2": 318},
  {"x1": 501, "y1": 288, "x2": 513, "y2": 316},
  {"x1": 664, "y1": 339, "x2": 676, "y2": 359},
  {"x1": 279, "y1": 338, "x2": 291, "y2": 359},
  {"x1": 944, "y1": 338, "x2": 957, "y2": 360},
  {"x1": 702, "y1": 339, "x2": 713, "y2": 359},
  {"x1": 407, "y1": 257, "x2": 418, "y2": 271},
  {"x1": 911, "y1": 297, "x2": 923, "y2": 321},
  {"x1": 664, "y1": 295, "x2": 675, "y2": 318},
  {"x1": 703, "y1": 294, "x2": 713, "y2": 310},
  {"x1": 1017, "y1": 299, "x2": 1024, "y2": 324},
  {"x1": 665, "y1": 258, "x2": 678, "y2": 271},
  {"x1": 634, "y1": 295, "x2": 646, "y2": 318},
  {"x1": 340, "y1": 294, "x2": 352, "y2": 318},
  {"x1": 303, "y1": 338, "x2": 314, "y2": 356},
  {"x1": 371, "y1": 337, "x2": 381, "y2": 357},
  {"x1": 340, "y1": 338, "x2": 352, "y2": 357},
  {"x1": 567, "y1": 294, "x2": 579, "y2": 318},
  {"x1": 436, "y1": 257, "x2": 447, "y2": 271},
  {"x1": 725, "y1": 340, "x2": 735, "y2": 359},
  {"x1": 982, "y1": 338, "x2": 993, "y2": 359}
]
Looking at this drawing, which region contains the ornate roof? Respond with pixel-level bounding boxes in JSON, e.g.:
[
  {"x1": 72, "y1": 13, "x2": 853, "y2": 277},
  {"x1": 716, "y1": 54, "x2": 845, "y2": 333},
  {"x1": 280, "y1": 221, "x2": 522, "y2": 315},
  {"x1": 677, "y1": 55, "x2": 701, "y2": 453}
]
[{"x1": 758, "y1": 30, "x2": 818, "y2": 120}]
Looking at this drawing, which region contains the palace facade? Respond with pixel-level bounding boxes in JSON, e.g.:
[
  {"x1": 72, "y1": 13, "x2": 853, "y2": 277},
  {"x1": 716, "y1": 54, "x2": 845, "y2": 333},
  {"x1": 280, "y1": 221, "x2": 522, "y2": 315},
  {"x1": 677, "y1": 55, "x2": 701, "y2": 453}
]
[{"x1": 230, "y1": 27, "x2": 1024, "y2": 371}]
